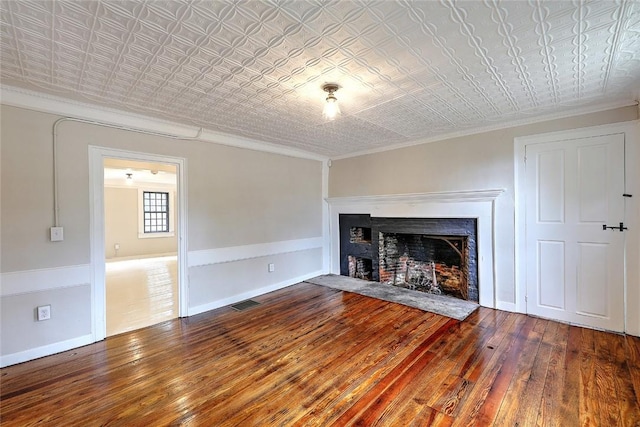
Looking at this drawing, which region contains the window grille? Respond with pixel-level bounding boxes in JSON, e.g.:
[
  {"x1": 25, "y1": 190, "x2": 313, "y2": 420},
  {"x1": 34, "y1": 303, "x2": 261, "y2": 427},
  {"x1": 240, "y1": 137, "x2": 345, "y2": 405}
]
[{"x1": 143, "y1": 191, "x2": 169, "y2": 233}]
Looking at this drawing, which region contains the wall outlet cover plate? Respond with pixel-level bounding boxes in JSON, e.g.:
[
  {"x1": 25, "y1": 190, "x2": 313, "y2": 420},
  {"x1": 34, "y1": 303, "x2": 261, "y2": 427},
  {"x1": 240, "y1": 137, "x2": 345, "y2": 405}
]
[
  {"x1": 37, "y1": 305, "x2": 51, "y2": 321},
  {"x1": 50, "y1": 227, "x2": 64, "y2": 242}
]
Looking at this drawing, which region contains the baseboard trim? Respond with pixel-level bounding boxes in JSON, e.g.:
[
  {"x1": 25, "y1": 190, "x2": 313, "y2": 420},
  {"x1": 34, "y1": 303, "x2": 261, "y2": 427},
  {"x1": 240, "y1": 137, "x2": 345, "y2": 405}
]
[
  {"x1": 188, "y1": 270, "x2": 324, "y2": 316},
  {"x1": 188, "y1": 237, "x2": 323, "y2": 268},
  {"x1": 1, "y1": 334, "x2": 94, "y2": 368}
]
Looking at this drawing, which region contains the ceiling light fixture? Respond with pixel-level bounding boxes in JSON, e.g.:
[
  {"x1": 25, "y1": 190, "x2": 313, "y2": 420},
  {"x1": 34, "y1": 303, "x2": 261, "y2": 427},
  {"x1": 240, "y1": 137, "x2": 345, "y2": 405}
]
[
  {"x1": 322, "y1": 84, "x2": 341, "y2": 121},
  {"x1": 126, "y1": 172, "x2": 133, "y2": 185}
]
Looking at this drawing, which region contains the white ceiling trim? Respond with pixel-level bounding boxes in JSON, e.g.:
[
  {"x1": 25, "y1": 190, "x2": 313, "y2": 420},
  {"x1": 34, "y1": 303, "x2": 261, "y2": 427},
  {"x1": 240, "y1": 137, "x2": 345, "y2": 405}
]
[
  {"x1": 0, "y1": 85, "x2": 327, "y2": 162},
  {"x1": 330, "y1": 99, "x2": 639, "y2": 160}
]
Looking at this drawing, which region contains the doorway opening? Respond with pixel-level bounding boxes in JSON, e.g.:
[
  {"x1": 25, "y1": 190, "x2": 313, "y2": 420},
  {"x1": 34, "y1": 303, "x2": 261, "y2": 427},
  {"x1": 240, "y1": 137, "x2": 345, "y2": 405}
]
[
  {"x1": 103, "y1": 159, "x2": 178, "y2": 336},
  {"x1": 89, "y1": 146, "x2": 187, "y2": 342}
]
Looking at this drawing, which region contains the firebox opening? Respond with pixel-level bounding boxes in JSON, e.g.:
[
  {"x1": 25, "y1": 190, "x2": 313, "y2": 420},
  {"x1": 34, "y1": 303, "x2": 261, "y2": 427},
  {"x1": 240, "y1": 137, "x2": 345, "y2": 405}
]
[
  {"x1": 379, "y1": 233, "x2": 468, "y2": 300},
  {"x1": 348, "y1": 255, "x2": 373, "y2": 281},
  {"x1": 339, "y1": 215, "x2": 478, "y2": 303},
  {"x1": 350, "y1": 226, "x2": 371, "y2": 243}
]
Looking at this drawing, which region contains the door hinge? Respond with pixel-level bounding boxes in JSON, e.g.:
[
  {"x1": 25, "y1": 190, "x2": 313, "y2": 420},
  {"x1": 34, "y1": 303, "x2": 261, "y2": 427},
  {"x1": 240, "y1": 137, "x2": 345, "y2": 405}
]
[{"x1": 525, "y1": 295, "x2": 528, "y2": 303}]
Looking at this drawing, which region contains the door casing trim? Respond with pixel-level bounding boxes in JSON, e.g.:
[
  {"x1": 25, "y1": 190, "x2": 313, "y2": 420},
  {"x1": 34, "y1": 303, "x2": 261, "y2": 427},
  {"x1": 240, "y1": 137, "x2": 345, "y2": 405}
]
[{"x1": 89, "y1": 146, "x2": 188, "y2": 342}]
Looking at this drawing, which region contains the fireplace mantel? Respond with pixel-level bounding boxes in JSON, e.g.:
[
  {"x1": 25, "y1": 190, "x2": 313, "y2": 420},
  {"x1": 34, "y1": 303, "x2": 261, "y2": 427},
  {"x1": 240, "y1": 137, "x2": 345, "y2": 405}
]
[
  {"x1": 325, "y1": 189, "x2": 504, "y2": 206},
  {"x1": 326, "y1": 189, "x2": 504, "y2": 309}
]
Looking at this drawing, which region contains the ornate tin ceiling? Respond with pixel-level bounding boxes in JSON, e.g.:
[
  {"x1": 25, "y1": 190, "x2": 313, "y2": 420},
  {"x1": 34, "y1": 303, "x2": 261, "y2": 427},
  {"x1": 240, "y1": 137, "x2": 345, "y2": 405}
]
[{"x1": 1, "y1": 1, "x2": 639, "y2": 157}]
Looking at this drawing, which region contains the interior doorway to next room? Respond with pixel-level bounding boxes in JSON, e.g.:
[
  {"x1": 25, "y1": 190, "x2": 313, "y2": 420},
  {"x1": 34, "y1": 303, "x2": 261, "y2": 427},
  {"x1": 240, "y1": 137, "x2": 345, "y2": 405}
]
[{"x1": 103, "y1": 158, "x2": 179, "y2": 337}]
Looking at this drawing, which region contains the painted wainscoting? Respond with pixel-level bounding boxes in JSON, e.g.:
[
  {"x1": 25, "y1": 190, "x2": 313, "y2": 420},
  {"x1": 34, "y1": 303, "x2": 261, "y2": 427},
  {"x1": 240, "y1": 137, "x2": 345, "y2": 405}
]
[
  {"x1": 1, "y1": 265, "x2": 93, "y2": 367},
  {"x1": 187, "y1": 237, "x2": 324, "y2": 316},
  {"x1": 1, "y1": 237, "x2": 325, "y2": 367}
]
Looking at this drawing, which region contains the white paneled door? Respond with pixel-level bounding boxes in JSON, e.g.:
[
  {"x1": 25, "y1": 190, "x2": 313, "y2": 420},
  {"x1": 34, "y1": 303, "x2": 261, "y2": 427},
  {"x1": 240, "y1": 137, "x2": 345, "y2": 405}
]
[{"x1": 525, "y1": 134, "x2": 626, "y2": 332}]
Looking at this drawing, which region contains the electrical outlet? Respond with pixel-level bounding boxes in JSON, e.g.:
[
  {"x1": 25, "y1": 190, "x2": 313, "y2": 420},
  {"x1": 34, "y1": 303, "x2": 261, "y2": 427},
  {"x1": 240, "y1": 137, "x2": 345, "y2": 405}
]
[
  {"x1": 268, "y1": 263, "x2": 275, "y2": 273},
  {"x1": 114, "y1": 243, "x2": 120, "y2": 250},
  {"x1": 37, "y1": 305, "x2": 51, "y2": 321}
]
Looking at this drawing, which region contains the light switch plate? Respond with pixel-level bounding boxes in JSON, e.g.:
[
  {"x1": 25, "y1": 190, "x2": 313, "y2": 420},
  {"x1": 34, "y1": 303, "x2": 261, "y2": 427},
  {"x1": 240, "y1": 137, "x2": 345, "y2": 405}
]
[{"x1": 50, "y1": 226, "x2": 64, "y2": 242}]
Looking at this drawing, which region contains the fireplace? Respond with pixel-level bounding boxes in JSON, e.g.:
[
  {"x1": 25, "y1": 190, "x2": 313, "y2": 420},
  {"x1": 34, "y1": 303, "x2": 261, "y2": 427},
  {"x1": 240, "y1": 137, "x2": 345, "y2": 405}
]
[{"x1": 340, "y1": 214, "x2": 478, "y2": 302}]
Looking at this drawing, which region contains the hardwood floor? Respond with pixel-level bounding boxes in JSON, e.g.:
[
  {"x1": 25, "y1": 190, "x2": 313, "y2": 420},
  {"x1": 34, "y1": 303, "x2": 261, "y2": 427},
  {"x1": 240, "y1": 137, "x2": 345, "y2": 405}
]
[{"x1": 2, "y1": 282, "x2": 639, "y2": 426}]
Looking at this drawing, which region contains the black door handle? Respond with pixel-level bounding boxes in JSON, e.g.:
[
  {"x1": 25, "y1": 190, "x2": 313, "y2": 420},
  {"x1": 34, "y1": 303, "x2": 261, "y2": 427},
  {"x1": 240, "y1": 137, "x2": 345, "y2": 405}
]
[{"x1": 602, "y1": 222, "x2": 628, "y2": 231}]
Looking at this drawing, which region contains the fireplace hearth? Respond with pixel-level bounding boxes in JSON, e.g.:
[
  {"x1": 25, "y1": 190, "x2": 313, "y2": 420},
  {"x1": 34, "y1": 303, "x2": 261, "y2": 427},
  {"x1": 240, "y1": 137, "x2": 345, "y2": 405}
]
[{"x1": 340, "y1": 214, "x2": 478, "y2": 302}]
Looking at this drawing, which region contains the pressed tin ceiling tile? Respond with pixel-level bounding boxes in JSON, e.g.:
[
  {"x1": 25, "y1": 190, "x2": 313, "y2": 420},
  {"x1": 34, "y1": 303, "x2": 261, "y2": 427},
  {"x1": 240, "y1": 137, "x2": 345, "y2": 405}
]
[{"x1": 1, "y1": 0, "x2": 639, "y2": 157}]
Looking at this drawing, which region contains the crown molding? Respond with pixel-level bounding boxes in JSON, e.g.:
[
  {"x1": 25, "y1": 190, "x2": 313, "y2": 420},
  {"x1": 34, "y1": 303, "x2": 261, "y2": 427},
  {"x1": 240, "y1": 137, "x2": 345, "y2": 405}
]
[
  {"x1": 3, "y1": 84, "x2": 633, "y2": 164},
  {"x1": 0, "y1": 85, "x2": 327, "y2": 162},
  {"x1": 332, "y1": 100, "x2": 639, "y2": 160}
]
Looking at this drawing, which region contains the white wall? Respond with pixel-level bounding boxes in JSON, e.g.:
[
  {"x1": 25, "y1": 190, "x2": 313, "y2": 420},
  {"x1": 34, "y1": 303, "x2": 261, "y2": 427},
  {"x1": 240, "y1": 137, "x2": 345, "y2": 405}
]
[
  {"x1": 329, "y1": 106, "x2": 639, "y2": 317},
  {"x1": 0, "y1": 104, "x2": 325, "y2": 365},
  {"x1": 189, "y1": 247, "x2": 323, "y2": 315},
  {"x1": 628, "y1": 122, "x2": 640, "y2": 335}
]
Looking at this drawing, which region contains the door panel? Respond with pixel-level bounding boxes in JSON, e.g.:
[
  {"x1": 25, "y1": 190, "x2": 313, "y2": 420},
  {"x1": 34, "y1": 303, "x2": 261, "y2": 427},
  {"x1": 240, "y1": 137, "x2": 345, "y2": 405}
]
[
  {"x1": 578, "y1": 144, "x2": 609, "y2": 222},
  {"x1": 538, "y1": 240, "x2": 565, "y2": 310},
  {"x1": 537, "y1": 150, "x2": 565, "y2": 223},
  {"x1": 576, "y1": 242, "x2": 608, "y2": 317},
  {"x1": 525, "y1": 134, "x2": 625, "y2": 332}
]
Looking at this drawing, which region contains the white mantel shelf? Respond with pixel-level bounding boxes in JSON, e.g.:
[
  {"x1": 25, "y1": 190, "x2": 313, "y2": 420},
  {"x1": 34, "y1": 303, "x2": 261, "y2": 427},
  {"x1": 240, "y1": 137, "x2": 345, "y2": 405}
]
[{"x1": 325, "y1": 189, "x2": 505, "y2": 206}]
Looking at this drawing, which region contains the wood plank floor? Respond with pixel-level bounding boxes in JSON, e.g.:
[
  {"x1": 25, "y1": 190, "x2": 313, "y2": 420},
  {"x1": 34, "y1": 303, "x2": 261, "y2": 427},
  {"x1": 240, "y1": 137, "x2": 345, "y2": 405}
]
[{"x1": 2, "y1": 282, "x2": 639, "y2": 426}]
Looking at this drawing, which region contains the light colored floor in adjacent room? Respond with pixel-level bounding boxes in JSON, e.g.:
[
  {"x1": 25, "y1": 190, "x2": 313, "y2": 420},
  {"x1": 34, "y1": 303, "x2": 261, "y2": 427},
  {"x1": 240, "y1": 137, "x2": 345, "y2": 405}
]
[{"x1": 105, "y1": 255, "x2": 178, "y2": 337}]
